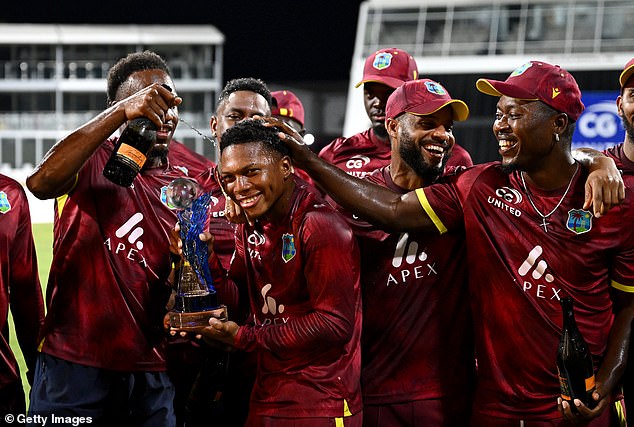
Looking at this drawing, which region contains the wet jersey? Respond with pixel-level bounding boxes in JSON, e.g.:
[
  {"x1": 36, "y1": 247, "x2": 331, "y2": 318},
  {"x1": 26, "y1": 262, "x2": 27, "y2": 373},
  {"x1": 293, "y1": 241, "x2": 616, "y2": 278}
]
[
  {"x1": 214, "y1": 180, "x2": 363, "y2": 419},
  {"x1": 354, "y1": 167, "x2": 474, "y2": 405},
  {"x1": 418, "y1": 163, "x2": 634, "y2": 419},
  {"x1": 40, "y1": 139, "x2": 207, "y2": 371}
]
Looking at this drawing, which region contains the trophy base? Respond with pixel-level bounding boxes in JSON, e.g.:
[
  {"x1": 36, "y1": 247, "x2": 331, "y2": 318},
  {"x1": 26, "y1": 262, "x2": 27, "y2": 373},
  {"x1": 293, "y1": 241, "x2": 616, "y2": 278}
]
[{"x1": 169, "y1": 305, "x2": 228, "y2": 330}]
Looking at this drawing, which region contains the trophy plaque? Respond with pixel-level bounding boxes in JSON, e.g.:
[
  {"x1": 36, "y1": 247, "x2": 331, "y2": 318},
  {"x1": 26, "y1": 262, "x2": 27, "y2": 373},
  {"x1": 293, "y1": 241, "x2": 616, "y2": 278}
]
[{"x1": 166, "y1": 178, "x2": 227, "y2": 330}]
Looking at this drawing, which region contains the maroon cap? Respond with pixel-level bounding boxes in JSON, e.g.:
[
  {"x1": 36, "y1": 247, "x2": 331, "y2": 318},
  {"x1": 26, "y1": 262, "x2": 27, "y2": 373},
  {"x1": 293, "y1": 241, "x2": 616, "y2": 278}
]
[
  {"x1": 386, "y1": 79, "x2": 469, "y2": 121},
  {"x1": 619, "y1": 58, "x2": 634, "y2": 87},
  {"x1": 476, "y1": 61, "x2": 584, "y2": 121},
  {"x1": 355, "y1": 48, "x2": 418, "y2": 89},
  {"x1": 271, "y1": 90, "x2": 305, "y2": 127}
]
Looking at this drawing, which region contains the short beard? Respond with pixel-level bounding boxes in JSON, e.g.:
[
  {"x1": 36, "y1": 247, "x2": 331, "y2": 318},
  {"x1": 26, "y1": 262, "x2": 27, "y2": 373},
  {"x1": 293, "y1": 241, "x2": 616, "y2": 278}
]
[
  {"x1": 373, "y1": 123, "x2": 388, "y2": 139},
  {"x1": 623, "y1": 115, "x2": 634, "y2": 142},
  {"x1": 147, "y1": 144, "x2": 169, "y2": 164},
  {"x1": 399, "y1": 133, "x2": 444, "y2": 182},
  {"x1": 500, "y1": 162, "x2": 519, "y2": 174}
]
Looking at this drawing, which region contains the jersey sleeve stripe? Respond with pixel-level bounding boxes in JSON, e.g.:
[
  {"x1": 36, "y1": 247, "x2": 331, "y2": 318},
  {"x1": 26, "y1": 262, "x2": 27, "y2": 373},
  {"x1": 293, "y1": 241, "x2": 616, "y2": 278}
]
[
  {"x1": 610, "y1": 279, "x2": 634, "y2": 293},
  {"x1": 415, "y1": 188, "x2": 448, "y2": 235}
]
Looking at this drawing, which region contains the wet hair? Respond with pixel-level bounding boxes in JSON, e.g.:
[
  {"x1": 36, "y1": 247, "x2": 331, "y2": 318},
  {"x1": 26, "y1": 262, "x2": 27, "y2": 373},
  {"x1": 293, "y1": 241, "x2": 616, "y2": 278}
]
[
  {"x1": 217, "y1": 77, "x2": 272, "y2": 108},
  {"x1": 220, "y1": 119, "x2": 289, "y2": 158},
  {"x1": 106, "y1": 50, "x2": 171, "y2": 105}
]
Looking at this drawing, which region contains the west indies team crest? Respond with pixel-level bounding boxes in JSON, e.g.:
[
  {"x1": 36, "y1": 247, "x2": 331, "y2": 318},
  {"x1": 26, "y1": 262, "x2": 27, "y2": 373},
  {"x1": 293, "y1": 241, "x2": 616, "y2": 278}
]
[
  {"x1": 372, "y1": 52, "x2": 393, "y2": 70},
  {"x1": 566, "y1": 209, "x2": 592, "y2": 234},
  {"x1": 0, "y1": 191, "x2": 11, "y2": 214},
  {"x1": 281, "y1": 233, "x2": 296, "y2": 263}
]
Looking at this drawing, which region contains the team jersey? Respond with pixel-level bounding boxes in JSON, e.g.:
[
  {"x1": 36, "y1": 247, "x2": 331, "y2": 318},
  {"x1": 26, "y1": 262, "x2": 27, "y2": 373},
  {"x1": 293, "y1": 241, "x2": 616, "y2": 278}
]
[
  {"x1": 212, "y1": 179, "x2": 363, "y2": 419},
  {"x1": 40, "y1": 138, "x2": 212, "y2": 372},
  {"x1": 448, "y1": 143, "x2": 473, "y2": 169},
  {"x1": 350, "y1": 166, "x2": 475, "y2": 407},
  {"x1": 418, "y1": 163, "x2": 634, "y2": 419},
  {"x1": 319, "y1": 129, "x2": 391, "y2": 178},
  {"x1": 604, "y1": 143, "x2": 634, "y2": 172},
  {"x1": 0, "y1": 175, "x2": 44, "y2": 388}
]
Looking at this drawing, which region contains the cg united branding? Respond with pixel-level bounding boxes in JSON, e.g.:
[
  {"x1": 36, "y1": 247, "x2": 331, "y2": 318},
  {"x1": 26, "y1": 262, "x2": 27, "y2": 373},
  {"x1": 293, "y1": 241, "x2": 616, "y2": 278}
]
[{"x1": 487, "y1": 186, "x2": 523, "y2": 217}]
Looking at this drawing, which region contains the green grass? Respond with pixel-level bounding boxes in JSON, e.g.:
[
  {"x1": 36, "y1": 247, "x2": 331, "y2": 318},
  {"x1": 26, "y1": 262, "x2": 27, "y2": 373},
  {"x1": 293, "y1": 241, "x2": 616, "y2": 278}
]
[{"x1": 8, "y1": 222, "x2": 53, "y2": 402}]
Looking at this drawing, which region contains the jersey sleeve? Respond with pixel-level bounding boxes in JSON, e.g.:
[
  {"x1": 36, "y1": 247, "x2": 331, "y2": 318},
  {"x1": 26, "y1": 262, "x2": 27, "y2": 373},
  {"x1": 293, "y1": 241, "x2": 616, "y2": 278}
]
[
  {"x1": 8, "y1": 184, "x2": 45, "y2": 379},
  {"x1": 235, "y1": 210, "x2": 359, "y2": 354}
]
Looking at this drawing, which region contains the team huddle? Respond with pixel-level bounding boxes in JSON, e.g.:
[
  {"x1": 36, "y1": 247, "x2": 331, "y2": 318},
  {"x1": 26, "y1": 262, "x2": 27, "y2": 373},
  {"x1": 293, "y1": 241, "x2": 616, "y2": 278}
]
[{"x1": 1, "y1": 48, "x2": 633, "y2": 427}]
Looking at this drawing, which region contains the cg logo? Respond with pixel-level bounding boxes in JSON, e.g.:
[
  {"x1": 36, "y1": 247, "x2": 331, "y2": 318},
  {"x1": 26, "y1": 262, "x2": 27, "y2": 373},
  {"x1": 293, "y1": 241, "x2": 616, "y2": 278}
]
[
  {"x1": 247, "y1": 230, "x2": 266, "y2": 245},
  {"x1": 345, "y1": 155, "x2": 370, "y2": 169},
  {"x1": 577, "y1": 101, "x2": 621, "y2": 139},
  {"x1": 495, "y1": 187, "x2": 523, "y2": 204}
]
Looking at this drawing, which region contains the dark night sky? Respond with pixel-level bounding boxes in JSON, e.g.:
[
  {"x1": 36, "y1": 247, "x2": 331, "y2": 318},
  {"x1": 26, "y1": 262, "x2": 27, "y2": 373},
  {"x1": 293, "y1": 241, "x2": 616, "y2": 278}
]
[{"x1": 3, "y1": 0, "x2": 365, "y2": 84}]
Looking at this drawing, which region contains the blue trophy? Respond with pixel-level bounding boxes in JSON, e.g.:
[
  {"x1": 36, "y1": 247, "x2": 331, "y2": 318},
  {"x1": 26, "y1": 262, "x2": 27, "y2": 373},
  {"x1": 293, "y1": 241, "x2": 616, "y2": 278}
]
[{"x1": 166, "y1": 178, "x2": 227, "y2": 329}]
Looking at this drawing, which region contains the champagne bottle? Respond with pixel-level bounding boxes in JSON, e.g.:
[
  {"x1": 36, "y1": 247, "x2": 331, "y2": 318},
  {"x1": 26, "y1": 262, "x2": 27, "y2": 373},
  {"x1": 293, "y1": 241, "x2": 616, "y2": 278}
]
[
  {"x1": 557, "y1": 296, "x2": 596, "y2": 410},
  {"x1": 103, "y1": 117, "x2": 157, "y2": 187}
]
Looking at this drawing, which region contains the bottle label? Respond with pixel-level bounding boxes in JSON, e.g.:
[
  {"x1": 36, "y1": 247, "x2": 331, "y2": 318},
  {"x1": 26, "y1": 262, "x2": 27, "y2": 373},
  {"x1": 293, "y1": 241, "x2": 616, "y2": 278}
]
[
  {"x1": 558, "y1": 374, "x2": 572, "y2": 400},
  {"x1": 117, "y1": 143, "x2": 147, "y2": 169},
  {"x1": 586, "y1": 375, "x2": 596, "y2": 391}
]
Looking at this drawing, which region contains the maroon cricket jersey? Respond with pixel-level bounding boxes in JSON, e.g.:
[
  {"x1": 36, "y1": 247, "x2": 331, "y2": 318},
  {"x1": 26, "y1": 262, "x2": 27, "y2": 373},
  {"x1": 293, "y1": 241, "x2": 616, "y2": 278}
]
[
  {"x1": 351, "y1": 167, "x2": 474, "y2": 406},
  {"x1": 447, "y1": 143, "x2": 473, "y2": 169},
  {"x1": 0, "y1": 175, "x2": 44, "y2": 388},
  {"x1": 222, "y1": 180, "x2": 363, "y2": 418},
  {"x1": 605, "y1": 143, "x2": 634, "y2": 172},
  {"x1": 319, "y1": 129, "x2": 391, "y2": 178},
  {"x1": 41, "y1": 139, "x2": 212, "y2": 371},
  {"x1": 418, "y1": 163, "x2": 634, "y2": 419}
]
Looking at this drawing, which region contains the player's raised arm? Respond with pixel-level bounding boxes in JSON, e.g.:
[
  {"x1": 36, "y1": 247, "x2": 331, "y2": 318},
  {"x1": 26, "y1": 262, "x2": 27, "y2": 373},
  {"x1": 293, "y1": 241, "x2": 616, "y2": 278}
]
[{"x1": 261, "y1": 116, "x2": 434, "y2": 232}]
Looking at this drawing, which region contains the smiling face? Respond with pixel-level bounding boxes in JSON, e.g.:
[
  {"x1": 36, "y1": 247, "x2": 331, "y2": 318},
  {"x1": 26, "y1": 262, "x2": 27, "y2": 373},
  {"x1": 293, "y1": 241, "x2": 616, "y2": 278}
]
[
  {"x1": 220, "y1": 141, "x2": 293, "y2": 221},
  {"x1": 211, "y1": 91, "x2": 271, "y2": 142},
  {"x1": 363, "y1": 82, "x2": 395, "y2": 140},
  {"x1": 493, "y1": 96, "x2": 558, "y2": 173},
  {"x1": 115, "y1": 69, "x2": 178, "y2": 161},
  {"x1": 389, "y1": 108, "x2": 455, "y2": 181}
]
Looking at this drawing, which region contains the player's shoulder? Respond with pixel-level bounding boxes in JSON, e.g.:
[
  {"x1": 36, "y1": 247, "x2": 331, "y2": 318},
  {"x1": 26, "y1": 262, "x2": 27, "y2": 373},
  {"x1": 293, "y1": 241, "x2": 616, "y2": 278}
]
[{"x1": 319, "y1": 130, "x2": 371, "y2": 158}]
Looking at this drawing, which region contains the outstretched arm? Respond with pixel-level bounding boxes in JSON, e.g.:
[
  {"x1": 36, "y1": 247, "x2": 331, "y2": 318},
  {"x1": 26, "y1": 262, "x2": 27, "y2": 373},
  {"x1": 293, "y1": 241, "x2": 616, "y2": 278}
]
[
  {"x1": 573, "y1": 148, "x2": 625, "y2": 217},
  {"x1": 27, "y1": 83, "x2": 180, "y2": 199},
  {"x1": 262, "y1": 117, "x2": 436, "y2": 232}
]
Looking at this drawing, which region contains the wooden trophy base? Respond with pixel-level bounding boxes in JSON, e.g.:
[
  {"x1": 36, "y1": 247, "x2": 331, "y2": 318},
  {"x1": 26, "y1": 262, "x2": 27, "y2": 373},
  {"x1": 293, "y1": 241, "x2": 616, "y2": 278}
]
[{"x1": 169, "y1": 305, "x2": 228, "y2": 331}]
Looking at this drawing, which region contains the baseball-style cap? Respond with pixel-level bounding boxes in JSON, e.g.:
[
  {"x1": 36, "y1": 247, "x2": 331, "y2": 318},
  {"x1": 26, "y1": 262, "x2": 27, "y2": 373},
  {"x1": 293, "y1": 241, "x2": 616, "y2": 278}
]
[
  {"x1": 619, "y1": 58, "x2": 634, "y2": 87},
  {"x1": 271, "y1": 90, "x2": 305, "y2": 127},
  {"x1": 355, "y1": 48, "x2": 419, "y2": 89},
  {"x1": 476, "y1": 61, "x2": 584, "y2": 121},
  {"x1": 386, "y1": 79, "x2": 469, "y2": 121}
]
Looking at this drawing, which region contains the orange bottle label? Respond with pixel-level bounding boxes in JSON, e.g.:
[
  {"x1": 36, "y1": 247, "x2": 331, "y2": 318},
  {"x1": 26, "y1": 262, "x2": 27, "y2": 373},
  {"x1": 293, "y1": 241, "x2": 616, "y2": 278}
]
[
  {"x1": 117, "y1": 143, "x2": 147, "y2": 168},
  {"x1": 586, "y1": 375, "x2": 596, "y2": 391}
]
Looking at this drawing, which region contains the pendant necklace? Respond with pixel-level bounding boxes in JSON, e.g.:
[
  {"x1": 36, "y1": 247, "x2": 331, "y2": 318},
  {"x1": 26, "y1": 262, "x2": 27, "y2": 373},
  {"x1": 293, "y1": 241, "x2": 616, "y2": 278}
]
[{"x1": 520, "y1": 162, "x2": 579, "y2": 233}]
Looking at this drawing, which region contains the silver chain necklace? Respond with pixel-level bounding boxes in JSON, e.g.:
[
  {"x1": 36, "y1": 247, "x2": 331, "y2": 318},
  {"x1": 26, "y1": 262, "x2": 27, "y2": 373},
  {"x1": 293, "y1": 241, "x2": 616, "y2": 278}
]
[{"x1": 520, "y1": 162, "x2": 579, "y2": 233}]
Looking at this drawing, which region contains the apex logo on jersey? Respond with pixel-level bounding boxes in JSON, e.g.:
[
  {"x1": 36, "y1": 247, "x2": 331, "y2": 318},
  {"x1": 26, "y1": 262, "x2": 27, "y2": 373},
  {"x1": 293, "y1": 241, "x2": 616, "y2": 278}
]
[
  {"x1": 174, "y1": 165, "x2": 190, "y2": 176},
  {"x1": 373, "y1": 52, "x2": 392, "y2": 70},
  {"x1": 518, "y1": 246, "x2": 565, "y2": 300},
  {"x1": 247, "y1": 230, "x2": 266, "y2": 245},
  {"x1": 115, "y1": 213, "x2": 145, "y2": 250},
  {"x1": 0, "y1": 191, "x2": 11, "y2": 214},
  {"x1": 518, "y1": 245, "x2": 554, "y2": 282},
  {"x1": 566, "y1": 209, "x2": 592, "y2": 234},
  {"x1": 488, "y1": 187, "x2": 523, "y2": 217},
  {"x1": 104, "y1": 212, "x2": 148, "y2": 267},
  {"x1": 260, "y1": 283, "x2": 285, "y2": 316},
  {"x1": 387, "y1": 233, "x2": 437, "y2": 287},
  {"x1": 281, "y1": 233, "x2": 296, "y2": 263},
  {"x1": 392, "y1": 232, "x2": 428, "y2": 268}
]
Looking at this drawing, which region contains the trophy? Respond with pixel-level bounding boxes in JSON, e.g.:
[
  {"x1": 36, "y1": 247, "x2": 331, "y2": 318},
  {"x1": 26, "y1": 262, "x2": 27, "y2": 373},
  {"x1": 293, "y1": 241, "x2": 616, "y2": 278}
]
[{"x1": 166, "y1": 178, "x2": 227, "y2": 330}]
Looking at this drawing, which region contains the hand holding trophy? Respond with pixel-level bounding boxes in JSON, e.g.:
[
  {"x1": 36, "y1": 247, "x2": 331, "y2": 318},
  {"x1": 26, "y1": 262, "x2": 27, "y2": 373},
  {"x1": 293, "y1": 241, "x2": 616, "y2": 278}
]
[{"x1": 166, "y1": 177, "x2": 227, "y2": 330}]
